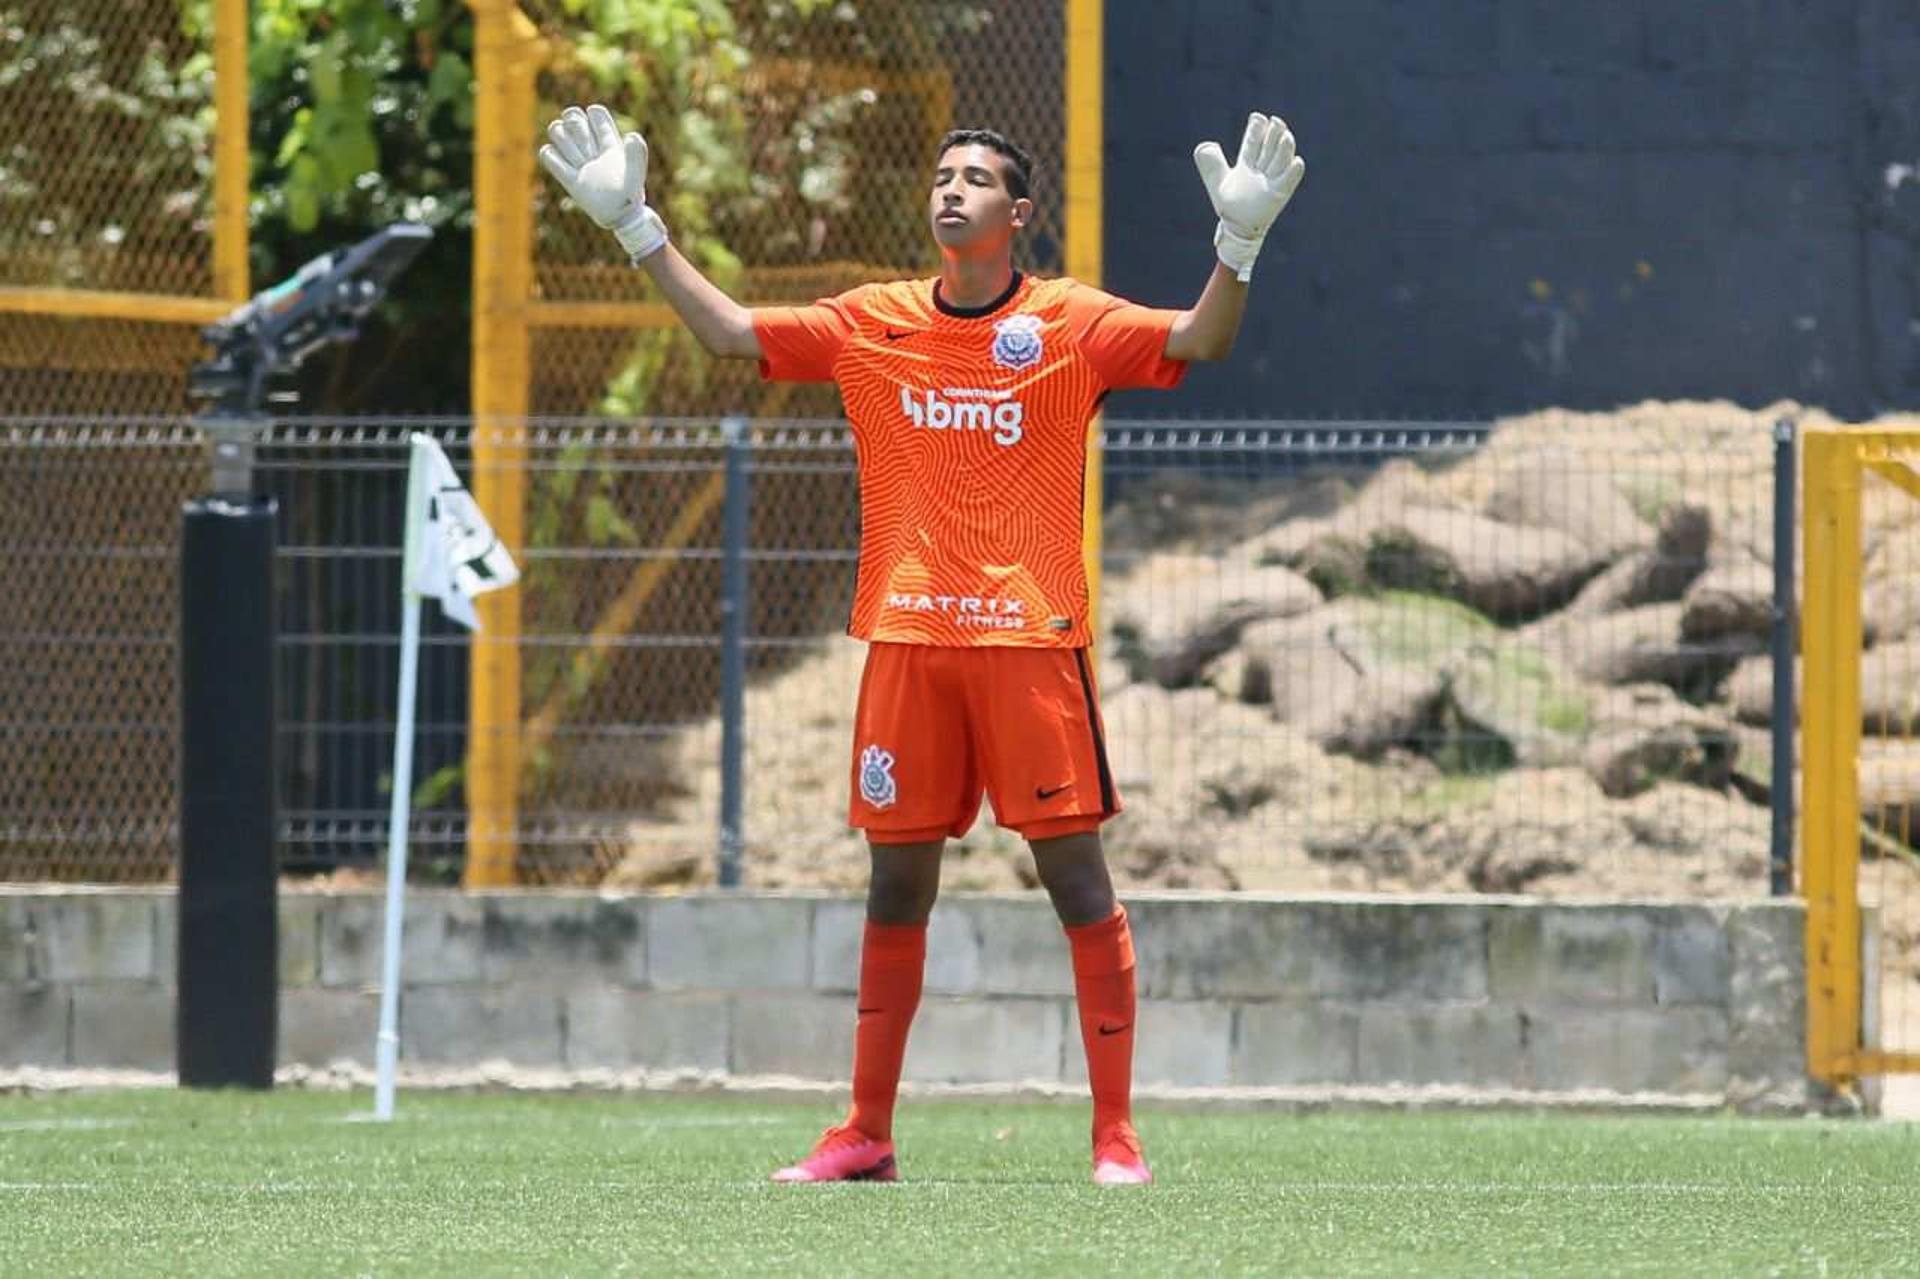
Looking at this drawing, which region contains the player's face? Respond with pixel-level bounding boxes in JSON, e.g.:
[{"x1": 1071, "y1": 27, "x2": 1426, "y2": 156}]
[{"x1": 930, "y1": 145, "x2": 1031, "y2": 254}]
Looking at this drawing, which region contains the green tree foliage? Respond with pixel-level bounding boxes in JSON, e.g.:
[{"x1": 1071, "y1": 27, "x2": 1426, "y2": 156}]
[
  {"x1": 233, "y1": 0, "x2": 785, "y2": 411},
  {"x1": 222, "y1": 0, "x2": 475, "y2": 411},
  {"x1": 233, "y1": 0, "x2": 967, "y2": 414}
]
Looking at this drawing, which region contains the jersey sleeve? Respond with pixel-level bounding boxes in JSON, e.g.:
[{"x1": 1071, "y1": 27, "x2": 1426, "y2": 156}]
[
  {"x1": 1065, "y1": 284, "x2": 1189, "y2": 391},
  {"x1": 752, "y1": 287, "x2": 868, "y2": 382}
]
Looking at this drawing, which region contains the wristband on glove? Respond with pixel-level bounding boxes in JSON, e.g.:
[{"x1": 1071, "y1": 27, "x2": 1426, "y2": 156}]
[
  {"x1": 1213, "y1": 222, "x2": 1264, "y2": 282},
  {"x1": 612, "y1": 206, "x2": 669, "y2": 264}
]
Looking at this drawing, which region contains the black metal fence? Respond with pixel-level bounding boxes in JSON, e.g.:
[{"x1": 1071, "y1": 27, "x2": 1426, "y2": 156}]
[{"x1": 1, "y1": 411, "x2": 1800, "y2": 898}]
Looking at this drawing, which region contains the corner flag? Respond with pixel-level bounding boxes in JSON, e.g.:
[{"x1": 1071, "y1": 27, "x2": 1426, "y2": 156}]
[
  {"x1": 373, "y1": 434, "x2": 520, "y2": 1120},
  {"x1": 411, "y1": 434, "x2": 519, "y2": 630}
]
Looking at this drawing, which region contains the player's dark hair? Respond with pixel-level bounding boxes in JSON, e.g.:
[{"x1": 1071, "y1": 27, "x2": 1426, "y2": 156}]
[{"x1": 937, "y1": 128, "x2": 1034, "y2": 200}]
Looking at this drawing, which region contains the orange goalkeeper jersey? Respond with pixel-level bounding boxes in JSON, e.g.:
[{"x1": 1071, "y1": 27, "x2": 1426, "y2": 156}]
[{"x1": 753, "y1": 273, "x2": 1187, "y2": 648}]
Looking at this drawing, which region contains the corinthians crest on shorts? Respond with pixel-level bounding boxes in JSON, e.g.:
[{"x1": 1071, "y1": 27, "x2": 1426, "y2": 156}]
[
  {"x1": 991, "y1": 314, "x2": 1044, "y2": 371},
  {"x1": 858, "y1": 744, "x2": 898, "y2": 809}
]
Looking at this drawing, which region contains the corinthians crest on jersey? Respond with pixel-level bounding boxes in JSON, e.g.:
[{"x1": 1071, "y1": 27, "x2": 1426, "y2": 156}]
[{"x1": 991, "y1": 314, "x2": 1044, "y2": 371}]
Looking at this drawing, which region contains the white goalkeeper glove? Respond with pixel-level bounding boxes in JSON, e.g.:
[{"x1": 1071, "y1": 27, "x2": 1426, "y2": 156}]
[
  {"x1": 1192, "y1": 111, "x2": 1305, "y2": 282},
  {"x1": 537, "y1": 103, "x2": 669, "y2": 263}
]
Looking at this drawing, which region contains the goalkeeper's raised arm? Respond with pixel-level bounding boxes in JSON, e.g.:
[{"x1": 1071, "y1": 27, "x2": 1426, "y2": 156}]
[
  {"x1": 1163, "y1": 111, "x2": 1305, "y2": 362},
  {"x1": 537, "y1": 105, "x2": 761, "y2": 359},
  {"x1": 540, "y1": 104, "x2": 1304, "y2": 367}
]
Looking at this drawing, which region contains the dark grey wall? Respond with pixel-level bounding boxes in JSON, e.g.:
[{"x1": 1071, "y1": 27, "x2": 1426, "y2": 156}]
[{"x1": 1102, "y1": 1, "x2": 1920, "y2": 419}]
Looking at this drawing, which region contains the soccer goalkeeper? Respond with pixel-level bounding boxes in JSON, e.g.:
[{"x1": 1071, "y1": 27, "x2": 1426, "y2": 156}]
[{"x1": 541, "y1": 104, "x2": 1303, "y2": 1185}]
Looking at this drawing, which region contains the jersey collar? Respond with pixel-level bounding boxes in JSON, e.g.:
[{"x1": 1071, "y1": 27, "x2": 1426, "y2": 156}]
[{"x1": 932, "y1": 270, "x2": 1024, "y2": 319}]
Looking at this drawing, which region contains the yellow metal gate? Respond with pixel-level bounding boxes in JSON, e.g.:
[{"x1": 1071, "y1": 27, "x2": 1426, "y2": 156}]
[{"x1": 1802, "y1": 426, "x2": 1920, "y2": 1089}]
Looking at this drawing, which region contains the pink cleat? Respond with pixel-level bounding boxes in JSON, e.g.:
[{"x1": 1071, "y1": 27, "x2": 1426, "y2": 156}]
[
  {"x1": 771, "y1": 1124, "x2": 899, "y2": 1183},
  {"x1": 1092, "y1": 1122, "x2": 1152, "y2": 1185}
]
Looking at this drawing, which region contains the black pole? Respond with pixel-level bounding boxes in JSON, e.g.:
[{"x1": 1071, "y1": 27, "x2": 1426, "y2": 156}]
[
  {"x1": 1770, "y1": 416, "x2": 1797, "y2": 897},
  {"x1": 174, "y1": 226, "x2": 432, "y2": 1087},
  {"x1": 178, "y1": 492, "x2": 279, "y2": 1087},
  {"x1": 717, "y1": 417, "x2": 750, "y2": 888}
]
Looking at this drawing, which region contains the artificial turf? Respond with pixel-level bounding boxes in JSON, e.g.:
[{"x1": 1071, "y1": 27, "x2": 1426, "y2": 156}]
[{"x1": 0, "y1": 1090, "x2": 1913, "y2": 1276}]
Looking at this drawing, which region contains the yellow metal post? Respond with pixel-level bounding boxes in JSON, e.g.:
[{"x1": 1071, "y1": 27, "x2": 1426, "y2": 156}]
[
  {"x1": 0, "y1": 288, "x2": 234, "y2": 323},
  {"x1": 213, "y1": 0, "x2": 249, "y2": 302},
  {"x1": 1066, "y1": 0, "x2": 1104, "y2": 637},
  {"x1": 1064, "y1": 0, "x2": 1103, "y2": 290},
  {"x1": 464, "y1": 0, "x2": 543, "y2": 886},
  {"x1": 1802, "y1": 429, "x2": 1864, "y2": 1086}
]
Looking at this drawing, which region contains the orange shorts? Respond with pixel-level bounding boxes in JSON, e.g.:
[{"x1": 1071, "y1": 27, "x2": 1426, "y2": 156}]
[{"x1": 848, "y1": 642, "x2": 1121, "y2": 844}]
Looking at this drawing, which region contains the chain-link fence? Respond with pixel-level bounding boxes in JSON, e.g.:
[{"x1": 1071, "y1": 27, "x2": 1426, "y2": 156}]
[
  {"x1": 0, "y1": 0, "x2": 213, "y2": 298},
  {"x1": 264, "y1": 418, "x2": 863, "y2": 885},
  {"x1": 1096, "y1": 411, "x2": 1790, "y2": 898},
  {"x1": 1, "y1": 420, "x2": 202, "y2": 879},
  {"x1": 0, "y1": 417, "x2": 860, "y2": 884},
  {"x1": 1, "y1": 0, "x2": 1069, "y2": 423},
  {"x1": 0, "y1": 0, "x2": 245, "y2": 416},
  {"x1": 3, "y1": 408, "x2": 1804, "y2": 899},
  {"x1": 722, "y1": 409, "x2": 1794, "y2": 898},
  {"x1": 514, "y1": 0, "x2": 1069, "y2": 420}
]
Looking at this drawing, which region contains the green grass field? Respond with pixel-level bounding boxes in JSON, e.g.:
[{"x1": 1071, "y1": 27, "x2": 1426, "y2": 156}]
[{"x1": 0, "y1": 1090, "x2": 1914, "y2": 1277}]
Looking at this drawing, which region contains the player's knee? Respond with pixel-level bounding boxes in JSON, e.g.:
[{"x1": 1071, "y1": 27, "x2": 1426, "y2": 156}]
[
  {"x1": 867, "y1": 842, "x2": 942, "y2": 924},
  {"x1": 1044, "y1": 879, "x2": 1116, "y2": 927},
  {"x1": 1030, "y1": 838, "x2": 1115, "y2": 925},
  {"x1": 867, "y1": 879, "x2": 938, "y2": 924}
]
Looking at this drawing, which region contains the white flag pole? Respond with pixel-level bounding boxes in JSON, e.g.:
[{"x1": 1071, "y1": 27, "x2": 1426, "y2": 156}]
[{"x1": 373, "y1": 435, "x2": 431, "y2": 1122}]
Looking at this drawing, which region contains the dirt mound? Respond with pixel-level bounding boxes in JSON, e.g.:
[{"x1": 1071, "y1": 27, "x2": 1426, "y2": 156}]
[{"x1": 610, "y1": 400, "x2": 1920, "y2": 915}]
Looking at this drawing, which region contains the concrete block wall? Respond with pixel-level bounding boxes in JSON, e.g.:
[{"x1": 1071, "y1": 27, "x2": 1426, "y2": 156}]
[{"x1": 0, "y1": 888, "x2": 1807, "y2": 1108}]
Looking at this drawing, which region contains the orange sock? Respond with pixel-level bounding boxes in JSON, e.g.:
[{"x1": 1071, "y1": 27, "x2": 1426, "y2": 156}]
[
  {"x1": 844, "y1": 920, "x2": 926, "y2": 1142},
  {"x1": 1066, "y1": 905, "x2": 1137, "y2": 1136}
]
